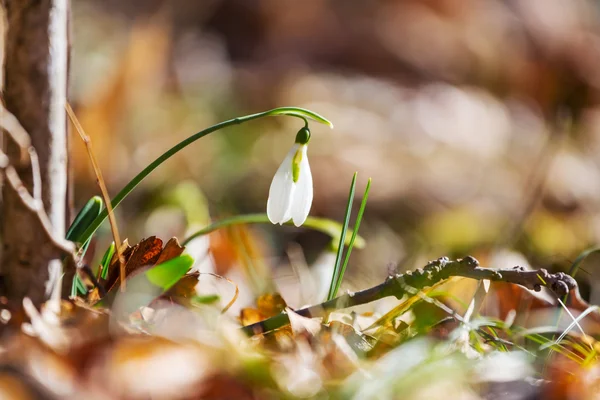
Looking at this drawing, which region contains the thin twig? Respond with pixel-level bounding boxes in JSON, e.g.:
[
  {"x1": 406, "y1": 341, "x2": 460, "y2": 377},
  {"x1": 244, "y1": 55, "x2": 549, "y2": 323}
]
[
  {"x1": 241, "y1": 256, "x2": 578, "y2": 336},
  {"x1": 29, "y1": 147, "x2": 42, "y2": 202},
  {"x1": 65, "y1": 103, "x2": 127, "y2": 291},
  {"x1": 0, "y1": 102, "x2": 31, "y2": 164},
  {"x1": 2, "y1": 160, "x2": 74, "y2": 256}
]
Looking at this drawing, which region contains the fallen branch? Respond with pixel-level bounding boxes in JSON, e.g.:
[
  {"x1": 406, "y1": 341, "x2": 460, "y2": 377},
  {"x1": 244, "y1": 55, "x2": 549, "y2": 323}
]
[{"x1": 241, "y1": 256, "x2": 578, "y2": 336}]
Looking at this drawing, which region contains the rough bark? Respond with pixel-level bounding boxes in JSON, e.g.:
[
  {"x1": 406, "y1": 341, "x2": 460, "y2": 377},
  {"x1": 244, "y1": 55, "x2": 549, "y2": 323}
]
[{"x1": 1, "y1": 0, "x2": 69, "y2": 306}]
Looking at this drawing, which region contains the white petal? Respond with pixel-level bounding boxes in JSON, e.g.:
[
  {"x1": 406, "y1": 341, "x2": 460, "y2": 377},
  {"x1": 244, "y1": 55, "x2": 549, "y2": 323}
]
[
  {"x1": 291, "y1": 145, "x2": 313, "y2": 227},
  {"x1": 267, "y1": 144, "x2": 298, "y2": 224}
]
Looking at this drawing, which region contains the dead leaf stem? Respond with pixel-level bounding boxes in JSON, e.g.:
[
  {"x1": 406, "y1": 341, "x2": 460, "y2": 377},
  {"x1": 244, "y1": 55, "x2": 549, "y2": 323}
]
[{"x1": 66, "y1": 103, "x2": 126, "y2": 291}]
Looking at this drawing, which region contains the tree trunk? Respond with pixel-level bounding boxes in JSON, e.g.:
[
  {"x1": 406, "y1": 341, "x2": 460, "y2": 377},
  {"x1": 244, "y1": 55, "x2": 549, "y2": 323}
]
[{"x1": 1, "y1": 0, "x2": 69, "y2": 306}]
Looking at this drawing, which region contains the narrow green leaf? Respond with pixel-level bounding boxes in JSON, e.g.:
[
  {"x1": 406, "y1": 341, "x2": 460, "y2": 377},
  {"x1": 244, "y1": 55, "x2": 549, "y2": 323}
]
[
  {"x1": 327, "y1": 172, "x2": 357, "y2": 301},
  {"x1": 66, "y1": 196, "x2": 103, "y2": 244},
  {"x1": 71, "y1": 276, "x2": 78, "y2": 298},
  {"x1": 569, "y1": 246, "x2": 600, "y2": 278},
  {"x1": 333, "y1": 178, "x2": 371, "y2": 297},
  {"x1": 99, "y1": 242, "x2": 116, "y2": 280}
]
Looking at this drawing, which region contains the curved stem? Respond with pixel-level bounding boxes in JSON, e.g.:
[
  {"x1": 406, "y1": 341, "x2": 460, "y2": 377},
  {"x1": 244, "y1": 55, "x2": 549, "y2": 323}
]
[
  {"x1": 182, "y1": 213, "x2": 365, "y2": 249},
  {"x1": 74, "y1": 107, "x2": 332, "y2": 246}
]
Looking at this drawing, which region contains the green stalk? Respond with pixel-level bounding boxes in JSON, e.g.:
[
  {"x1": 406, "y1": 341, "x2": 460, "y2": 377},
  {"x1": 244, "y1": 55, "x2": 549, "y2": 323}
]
[
  {"x1": 182, "y1": 213, "x2": 365, "y2": 249},
  {"x1": 74, "y1": 107, "x2": 332, "y2": 246}
]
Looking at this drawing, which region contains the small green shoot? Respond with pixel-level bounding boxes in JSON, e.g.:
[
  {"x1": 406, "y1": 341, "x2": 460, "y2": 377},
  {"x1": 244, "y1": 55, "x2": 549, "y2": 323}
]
[
  {"x1": 326, "y1": 173, "x2": 371, "y2": 301},
  {"x1": 99, "y1": 242, "x2": 116, "y2": 280},
  {"x1": 66, "y1": 195, "x2": 103, "y2": 247},
  {"x1": 66, "y1": 196, "x2": 103, "y2": 296},
  {"x1": 327, "y1": 173, "x2": 357, "y2": 301},
  {"x1": 191, "y1": 294, "x2": 221, "y2": 306},
  {"x1": 332, "y1": 177, "x2": 371, "y2": 298}
]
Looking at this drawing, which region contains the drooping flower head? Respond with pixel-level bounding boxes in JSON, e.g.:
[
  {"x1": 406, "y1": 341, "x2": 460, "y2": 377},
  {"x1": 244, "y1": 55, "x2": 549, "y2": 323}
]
[{"x1": 267, "y1": 127, "x2": 313, "y2": 227}]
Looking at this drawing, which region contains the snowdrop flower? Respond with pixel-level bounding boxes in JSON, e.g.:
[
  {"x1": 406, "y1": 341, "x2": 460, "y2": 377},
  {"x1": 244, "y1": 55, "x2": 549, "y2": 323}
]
[{"x1": 267, "y1": 127, "x2": 313, "y2": 227}]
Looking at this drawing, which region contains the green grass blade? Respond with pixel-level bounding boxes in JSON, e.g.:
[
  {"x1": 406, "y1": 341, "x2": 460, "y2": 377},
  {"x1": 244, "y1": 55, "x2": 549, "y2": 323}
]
[
  {"x1": 74, "y1": 107, "x2": 332, "y2": 247},
  {"x1": 569, "y1": 246, "x2": 600, "y2": 278},
  {"x1": 541, "y1": 305, "x2": 600, "y2": 351},
  {"x1": 182, "y1": 213, "x2": 365, "y2": 249},
  {"x1": 333, "y1": 178, "x2": 371, "y2": 297},
  {"x1": 99, "y1": 242, "x2": 116, "y2": 280},
  {"x1": 327, "y1": 172, "x2": 357, "y2": 301}
]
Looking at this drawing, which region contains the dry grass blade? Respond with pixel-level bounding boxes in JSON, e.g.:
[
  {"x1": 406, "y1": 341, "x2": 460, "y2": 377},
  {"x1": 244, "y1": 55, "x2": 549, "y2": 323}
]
[
  {"x1": 200, "y1": 272, "x2": 240, "y2": 313},
  {"x1": 66, "y1": 103, "x2": 127, "y2": 291}
]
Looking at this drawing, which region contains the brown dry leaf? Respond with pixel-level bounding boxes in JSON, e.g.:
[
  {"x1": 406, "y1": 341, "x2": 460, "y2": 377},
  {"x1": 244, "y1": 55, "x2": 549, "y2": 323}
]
[
  {"x1": 90, "y1": 237, "x2": 186, "y2": 303},
  {"x1": 159, "y1": 273, "x2": 200, "y2": 306},
  {"x1": 256, "y1": 293, "x2": 287, "y2": 317},
  {"x1": 84, "y1": 336, "x2": 214, "y2": 399},
  {"x1": 239, "y1": 308, "x2": 266, "y2": 326},
  {"x1": 483, "y1": 281, "x2": 554, "y2": 322},
  {"x1": 154, "y1": 237, "x2": 185, "y2": 265},
  {"x1": 0, "y1": 372, "x2": 44, "y2": 400},
  {"x1": 1, "y1": 335, "x2": 78, "y2": 397},
  {"x1": 121, "y1": 236, "x2": 163, "y2": 278},
  {"x1": 541, "y1": 353, "x2": 600, "y2": 400},
  {"x1": 210, "y1": 224, "x2": 273, "y2": 293},
  {"x1": 197, "y1": 373, "x2": 257, "y2": 400},
  {"x1": 240, "y1": 293, "x2": 288, "y2": 326}
]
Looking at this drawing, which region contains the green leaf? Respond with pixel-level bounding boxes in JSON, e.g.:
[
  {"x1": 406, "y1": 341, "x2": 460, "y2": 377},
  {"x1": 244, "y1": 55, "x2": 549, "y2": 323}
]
[
  {"x1": 66, "y1": 196, "x2": 103, "y2": 245},
  {"x1": 191, "y1": 294, "x2": 221, "y2": 305},
  {"x1": 327, "y1": 172, "x2": 357, "y2": 301},
  {"x1": 145, "y1": 254, "x2": 194, "y2": 290}
]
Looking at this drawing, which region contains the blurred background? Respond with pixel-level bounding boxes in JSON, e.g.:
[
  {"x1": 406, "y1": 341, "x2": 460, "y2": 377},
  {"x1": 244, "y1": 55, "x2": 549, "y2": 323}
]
[{"x1": 70, "y1": 0, "x2": 600, "y2": 308}]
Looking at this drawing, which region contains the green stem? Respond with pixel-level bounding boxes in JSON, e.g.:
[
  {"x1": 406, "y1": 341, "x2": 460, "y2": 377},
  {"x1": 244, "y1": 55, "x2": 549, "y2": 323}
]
[
  {"x1": 74, "y1": 107, "x2": 332, "y2": 246},
  {"x1": 182, "y1": 213, "x2": 365, "y2": 249}
]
